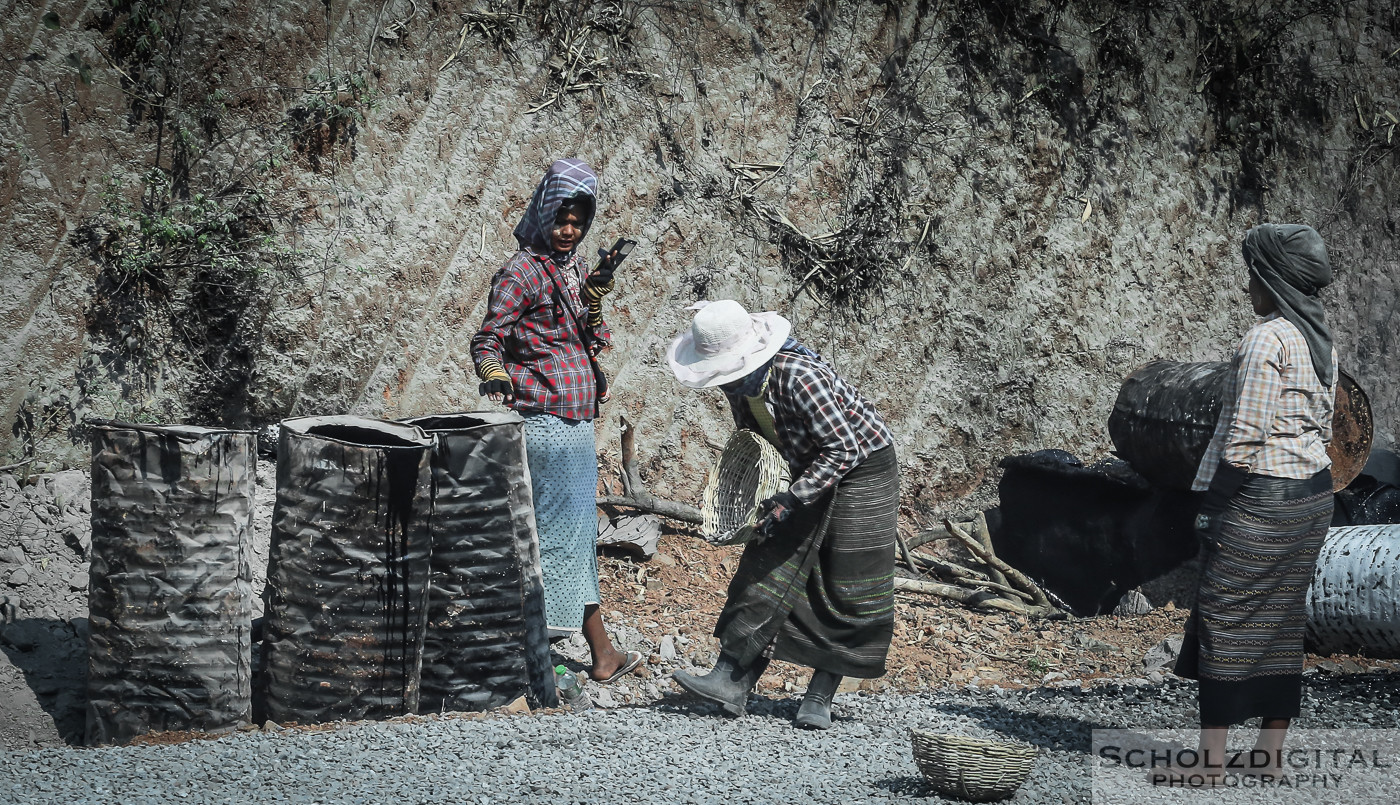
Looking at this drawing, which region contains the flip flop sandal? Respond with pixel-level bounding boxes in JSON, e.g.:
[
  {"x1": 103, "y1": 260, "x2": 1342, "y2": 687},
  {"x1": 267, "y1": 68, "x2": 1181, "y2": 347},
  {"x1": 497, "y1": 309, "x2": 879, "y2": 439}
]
[{"x1": 594, "y1": 650, "x2": 644, "y2": 684}]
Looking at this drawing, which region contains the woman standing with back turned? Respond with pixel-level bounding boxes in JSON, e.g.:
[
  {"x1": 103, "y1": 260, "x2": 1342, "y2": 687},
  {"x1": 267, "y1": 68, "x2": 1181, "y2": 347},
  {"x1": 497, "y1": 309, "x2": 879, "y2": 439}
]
[
  {"x1": 1174, "y1": 223, "x2": 1337, "y2": 782},
  {"x1": 470, "y1": 159, "x2": 642, "y2": 684}
]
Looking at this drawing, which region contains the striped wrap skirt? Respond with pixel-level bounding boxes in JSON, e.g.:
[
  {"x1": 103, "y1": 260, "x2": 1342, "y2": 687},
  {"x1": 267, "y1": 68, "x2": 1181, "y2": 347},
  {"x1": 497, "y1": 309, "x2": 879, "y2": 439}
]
[
  {"x1": 1175, "y1": 469, "x2": 1333, "y2": 725},
  {"x1": 714, "y1": 446, "x2": 899, "y2": 679}
]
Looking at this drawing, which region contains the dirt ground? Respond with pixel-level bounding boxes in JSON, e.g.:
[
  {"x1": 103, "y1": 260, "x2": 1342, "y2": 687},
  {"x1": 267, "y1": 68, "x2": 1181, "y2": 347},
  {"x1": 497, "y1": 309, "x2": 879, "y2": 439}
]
[{"x1": 594, "y1": 524, "x2": 1400, "y2": 696}]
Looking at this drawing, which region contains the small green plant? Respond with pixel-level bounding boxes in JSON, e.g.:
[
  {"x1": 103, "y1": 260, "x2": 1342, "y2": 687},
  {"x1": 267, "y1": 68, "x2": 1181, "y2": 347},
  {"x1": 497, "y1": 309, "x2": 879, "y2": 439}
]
[{"x1": 1026, "y1": 656, "x2": 1049, "y2": 676}]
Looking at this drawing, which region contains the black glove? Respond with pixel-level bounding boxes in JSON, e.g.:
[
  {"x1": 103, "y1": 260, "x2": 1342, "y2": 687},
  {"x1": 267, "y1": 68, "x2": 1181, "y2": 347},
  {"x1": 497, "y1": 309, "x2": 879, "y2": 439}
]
[
  {"x1": 479, "y1": 379, "x2": 514, "y2": 404},
  {"x1": 594, "y1": 243, "x2": 627, "y2": 282},
  {"x1": 1194, "y1": 460, "x2": 1248, "y2": 547},
  {"x1": 756, "y1": 490, "x2": 800, "y2": 535},
  {"x1": 583, "y1": 256, "x2": 617, "y2": 328}
]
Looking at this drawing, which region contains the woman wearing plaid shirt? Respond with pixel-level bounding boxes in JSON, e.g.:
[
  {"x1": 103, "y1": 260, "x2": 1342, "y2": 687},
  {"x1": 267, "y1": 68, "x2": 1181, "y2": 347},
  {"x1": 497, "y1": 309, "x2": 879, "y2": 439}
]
[
  {"x1": 666, "y1": 300, "x2": 898, "y2": 730},
  {"x1": 1172, "y1": 224, "x2": 1338, "y2": 782},
  {"x1": 470, "y1": 159, "x2": 641, "y2": 684}
]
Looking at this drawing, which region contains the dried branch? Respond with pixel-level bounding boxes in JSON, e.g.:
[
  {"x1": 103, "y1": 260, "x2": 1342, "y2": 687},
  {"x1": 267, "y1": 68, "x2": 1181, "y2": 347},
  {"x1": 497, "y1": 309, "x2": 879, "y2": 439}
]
[
  {"x1": 597, "y1": 415, "x2": 703, "y2": 524},
  {"x1": 894, "y1": 578, "x2": 1066, "y2": 620},
  {"x1": 896, "y1": 533, "x2": 917, "y2": 573},
  {"x1": 973, "y1": 511, "x2": 1010, "y2": 590},
  {"x1": 944, "y1": 519, "x2": 1056, "y2": 610},
  {"x1": 906, "y1": 528, "x2": 952, "y2": 550},
  {"x1": 905, "y1": 552, "x2": 1034, "y2": 603}
]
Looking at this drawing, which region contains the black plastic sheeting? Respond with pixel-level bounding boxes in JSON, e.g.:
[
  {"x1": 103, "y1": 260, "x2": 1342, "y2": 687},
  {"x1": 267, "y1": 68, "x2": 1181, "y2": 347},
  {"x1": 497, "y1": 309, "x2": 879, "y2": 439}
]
[
  {"x1": 263, "y1": 416, "x2": 434, "y2": 724},
  {"x1": 1334, "y1": 449, "x2": 1400, "y2": 527},
  {"x1": 404, "y1": 412, "x2": 557, "y2": 712},
  {"x1": 1106, "y1": 361, "x2": 1227, "y2": 490},
  {"x1": 1109, "y1": 360, "x2": 1372, "y2": 492},
  {"x1": 989, "y1": 450, "x2": 1198, "y2": 616},
  {"x1": 86, "y1": 422, "x2": 255, "y2": 745}
]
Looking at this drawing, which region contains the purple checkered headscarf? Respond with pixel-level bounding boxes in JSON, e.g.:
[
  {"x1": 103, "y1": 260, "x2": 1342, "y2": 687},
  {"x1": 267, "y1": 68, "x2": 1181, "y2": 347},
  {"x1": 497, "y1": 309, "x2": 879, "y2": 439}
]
[{"x1": 512, "y1": 158, "x2": 598, "y2": 254}]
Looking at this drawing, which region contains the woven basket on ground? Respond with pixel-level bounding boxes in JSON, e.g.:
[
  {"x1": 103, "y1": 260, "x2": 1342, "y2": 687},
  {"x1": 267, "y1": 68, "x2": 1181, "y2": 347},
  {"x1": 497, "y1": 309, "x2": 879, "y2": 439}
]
[
  {"x1": 700, "y1": 430, "x2": 790, "y2": 546},
  {"x1": 910, "y1": 731, "x2": 1038, "y2": 803}
]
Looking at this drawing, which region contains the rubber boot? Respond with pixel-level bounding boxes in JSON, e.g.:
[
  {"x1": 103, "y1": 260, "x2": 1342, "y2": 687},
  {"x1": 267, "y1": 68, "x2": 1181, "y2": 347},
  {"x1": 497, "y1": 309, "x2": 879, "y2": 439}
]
[
  {"x1": 794, "y1": 669, "x2": 842, "y2": 730},
  {"x1": 673, "y1": 652, "x2": 769, "y2": 716}
]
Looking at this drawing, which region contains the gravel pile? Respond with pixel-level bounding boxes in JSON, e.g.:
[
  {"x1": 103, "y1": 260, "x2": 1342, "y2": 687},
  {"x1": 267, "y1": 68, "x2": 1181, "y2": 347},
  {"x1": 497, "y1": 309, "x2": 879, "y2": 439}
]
[
  {"x1": 3, "y1": 673, "x2": 1397, "y2": 805},
  {"x1": 0, "y1": 470, "x2": 91, "y2": 747}
]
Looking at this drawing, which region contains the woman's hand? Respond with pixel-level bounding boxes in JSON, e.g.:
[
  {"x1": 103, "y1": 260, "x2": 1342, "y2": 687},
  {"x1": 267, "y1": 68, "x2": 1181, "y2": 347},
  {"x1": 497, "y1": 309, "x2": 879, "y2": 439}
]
[
  {"x1": 479, "y1": 379, "x2": 514, "y2": 405},
  {"x1": 756, "y1": 490, "x2": 799, "y2": 535}
]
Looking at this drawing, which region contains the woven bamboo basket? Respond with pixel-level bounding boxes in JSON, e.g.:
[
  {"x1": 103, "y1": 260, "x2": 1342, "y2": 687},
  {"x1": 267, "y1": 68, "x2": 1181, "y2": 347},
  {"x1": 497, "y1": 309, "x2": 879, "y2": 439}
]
[
  {"x1": 910, "y1": 731, "x2": 1038, "y2": 802},
  {"x1": 700, "y1": 430, "x2": 790, "y2": 546}
]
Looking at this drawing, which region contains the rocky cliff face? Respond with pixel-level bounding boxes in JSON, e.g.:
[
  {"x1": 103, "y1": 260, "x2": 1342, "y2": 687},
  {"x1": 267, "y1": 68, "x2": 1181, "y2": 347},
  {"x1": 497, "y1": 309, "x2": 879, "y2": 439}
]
[{"x1": 3, "y1": 0, "x2": 1397, "y2": 512}]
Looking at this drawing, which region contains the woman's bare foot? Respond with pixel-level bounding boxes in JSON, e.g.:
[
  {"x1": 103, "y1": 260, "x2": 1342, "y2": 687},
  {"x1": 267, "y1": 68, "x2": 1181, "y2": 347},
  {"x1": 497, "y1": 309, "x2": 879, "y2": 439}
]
[{"x1": 588, "y1": 649, "x2": 642, "y2": 684}]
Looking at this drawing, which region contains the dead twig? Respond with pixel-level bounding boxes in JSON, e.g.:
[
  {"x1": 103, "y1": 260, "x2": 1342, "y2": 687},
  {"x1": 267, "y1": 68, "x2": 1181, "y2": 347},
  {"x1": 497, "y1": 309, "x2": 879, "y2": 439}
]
[
  {"x1": 596, "y1": 415, "x2": 703, "y2": 524},
  {"x1": 442, "y1": 9, "x2": 525, "y2": 70}
]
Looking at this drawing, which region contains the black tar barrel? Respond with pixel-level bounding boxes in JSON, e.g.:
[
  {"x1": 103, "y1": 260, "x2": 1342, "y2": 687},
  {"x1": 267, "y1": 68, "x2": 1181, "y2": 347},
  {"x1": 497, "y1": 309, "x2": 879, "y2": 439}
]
[
  {"x1": 991, "y1": 450, "x2": 1198, "y2": 615},
  {"x1": 263, "y1": 416, "x2": 434, "y2": 724},
  {"x1": 1108, "y1": 361, "x2": 1373, "y2": 491},
  {"x1": 86, "y1": 422, "x2": 255, "y2": 746},
  {"x1": 404, "y1": 412, "x2": 556, "y2": 712}
]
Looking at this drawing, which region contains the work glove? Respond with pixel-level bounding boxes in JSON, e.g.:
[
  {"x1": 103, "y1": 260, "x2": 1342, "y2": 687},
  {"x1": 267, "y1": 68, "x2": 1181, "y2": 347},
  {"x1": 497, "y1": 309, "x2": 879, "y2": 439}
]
[
  {"x1": 756, "y1": 490, "x2": 800, "y2": 536},
  {"x1": 1194, "y1": 460, "x2": 1248, "y2": 550},
  {"x1": 475, "y1": 358, "x2": 514, "y2": 405}
]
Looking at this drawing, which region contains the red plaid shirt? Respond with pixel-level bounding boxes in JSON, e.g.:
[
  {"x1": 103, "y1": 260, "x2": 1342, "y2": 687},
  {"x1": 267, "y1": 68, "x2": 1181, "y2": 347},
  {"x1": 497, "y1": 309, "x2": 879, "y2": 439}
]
[{"x1": 471, "y1": 248, "x2": 610, "y2": 421}]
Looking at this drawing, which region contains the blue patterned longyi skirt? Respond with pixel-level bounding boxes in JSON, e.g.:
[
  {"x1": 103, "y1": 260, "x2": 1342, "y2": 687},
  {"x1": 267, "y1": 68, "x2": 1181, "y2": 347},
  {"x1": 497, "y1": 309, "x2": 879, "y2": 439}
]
[{"x1": 522, "y1": 413, "x2": 600, "y2": 633}]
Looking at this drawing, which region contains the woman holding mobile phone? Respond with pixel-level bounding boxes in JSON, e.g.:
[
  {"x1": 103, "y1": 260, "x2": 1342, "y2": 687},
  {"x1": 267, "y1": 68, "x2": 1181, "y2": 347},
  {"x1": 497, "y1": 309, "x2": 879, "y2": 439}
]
[{"x1": 469, "y1": 158, "x2": 642, "y2": 684}]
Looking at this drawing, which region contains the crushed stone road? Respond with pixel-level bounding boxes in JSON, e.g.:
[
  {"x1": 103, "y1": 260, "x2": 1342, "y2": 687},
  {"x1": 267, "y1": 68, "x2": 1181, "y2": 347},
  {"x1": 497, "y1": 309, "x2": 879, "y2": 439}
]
[{"x1": 3, "y1": 674, "x2": 1397, "y2": 805}]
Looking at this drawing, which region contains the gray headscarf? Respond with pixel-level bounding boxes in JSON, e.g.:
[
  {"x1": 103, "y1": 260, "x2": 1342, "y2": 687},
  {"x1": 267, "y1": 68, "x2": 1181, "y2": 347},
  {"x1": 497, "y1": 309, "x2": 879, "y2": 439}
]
[{"x1": 1242, "y1": 223, "x2": 1334, "y2": 387}]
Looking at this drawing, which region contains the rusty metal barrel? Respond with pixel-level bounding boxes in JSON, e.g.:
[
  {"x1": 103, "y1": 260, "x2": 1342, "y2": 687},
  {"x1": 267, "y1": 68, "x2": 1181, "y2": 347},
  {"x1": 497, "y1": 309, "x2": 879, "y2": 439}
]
[
  {"x1": 404, "y1": 412, "x2": 557, "y2": 712},
  {"x1": 1108, "y1": 361, "x2": 1373, "y2": 491},
  {"x1": 262, "y1": 416, "x2": 434, "y2": 724},
  {"x1": 86, "y1": 422, "x2": 255, "y2": 745},
  {"x1": 1306, "y1": 525, "x2": 1400, "y2": 657}
]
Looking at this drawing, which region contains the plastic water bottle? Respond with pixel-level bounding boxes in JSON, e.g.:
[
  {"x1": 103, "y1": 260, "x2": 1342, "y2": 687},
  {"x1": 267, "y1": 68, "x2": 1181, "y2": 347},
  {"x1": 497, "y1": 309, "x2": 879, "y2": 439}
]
[{"x1": 555, "y1": 664, "x2": 592, "y2": 710}]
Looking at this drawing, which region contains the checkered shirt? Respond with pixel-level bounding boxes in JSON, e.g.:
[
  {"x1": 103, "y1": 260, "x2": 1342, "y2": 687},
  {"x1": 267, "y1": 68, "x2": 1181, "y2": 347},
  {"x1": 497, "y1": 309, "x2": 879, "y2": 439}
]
[
  {"x1": 470, "y1": 248, "x2": 610, "y2": 422},
  {"x1": 1193, "y1": 314, "x2": 1337, "y2": 490},
  {"x1": 724, "y1": 346, "x2": 893, "y2": 505}
]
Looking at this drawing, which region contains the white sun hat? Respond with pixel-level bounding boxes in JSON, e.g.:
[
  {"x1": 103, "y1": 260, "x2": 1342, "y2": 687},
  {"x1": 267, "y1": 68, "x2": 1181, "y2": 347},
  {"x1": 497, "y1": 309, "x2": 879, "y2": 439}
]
[{"x1": 667, "y1": 300, "x2": 791, "y2": 389}]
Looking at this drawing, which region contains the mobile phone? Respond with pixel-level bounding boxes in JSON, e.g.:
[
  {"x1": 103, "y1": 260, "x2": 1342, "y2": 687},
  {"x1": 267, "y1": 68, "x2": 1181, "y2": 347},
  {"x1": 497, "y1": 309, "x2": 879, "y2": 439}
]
[{"x1": 600, "y1": 238, "x2": 637, "y2": 271}]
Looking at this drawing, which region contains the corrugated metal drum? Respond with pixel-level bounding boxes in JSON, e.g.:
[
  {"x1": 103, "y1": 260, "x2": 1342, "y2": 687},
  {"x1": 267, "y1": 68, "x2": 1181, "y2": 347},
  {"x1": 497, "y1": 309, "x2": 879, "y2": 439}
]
[
  {"x1": 1108, "y1": 361, "x2": 1373, "y2": 491},
  {"x1": 1306, "y1": 524, "x2": 1400, "y2": 657},
  {"x1": 86, "y1": 422, "x2": 255, "y2": 745},
  {"x1": 404, "y1": 412, "x2": 556, "y2": 712},
  {"x1": 262, "y1": 416, "x2": 435, "y2": 724}
]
